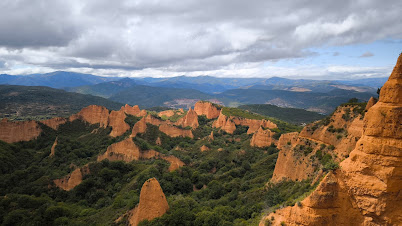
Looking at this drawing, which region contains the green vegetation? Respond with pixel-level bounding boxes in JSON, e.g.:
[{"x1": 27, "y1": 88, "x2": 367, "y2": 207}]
[
  {"x1": 0, "y1": 85, "x2": 123, "y2": 121},
  {"x1": 221, "y1": 107, "x2": 302, "y2": 134},
  {"x1": 239, "y1": 104, "x2": 325, "y2": 125},
  {"x1": 0, "y1": 108, "x2": 316, "y2": 225}
]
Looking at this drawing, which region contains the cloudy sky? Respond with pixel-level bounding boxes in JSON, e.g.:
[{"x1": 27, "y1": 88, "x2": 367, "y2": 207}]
[{"x1": 0, "y1": 0, "x2": 401, "y2": 79}]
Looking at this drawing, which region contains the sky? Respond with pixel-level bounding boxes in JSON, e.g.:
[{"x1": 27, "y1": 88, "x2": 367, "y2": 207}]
[{"x1": 0, "y1": 0, "x2": 401, "y2": 79}]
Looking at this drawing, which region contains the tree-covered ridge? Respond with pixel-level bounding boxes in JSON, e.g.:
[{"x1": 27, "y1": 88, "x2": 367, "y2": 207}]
[
  {"x1": 238, "y1": 104, "x2": 325, "y2": 125},
  {"x1": 0, "y1": 106, "x2": 317, "y2": 226}
]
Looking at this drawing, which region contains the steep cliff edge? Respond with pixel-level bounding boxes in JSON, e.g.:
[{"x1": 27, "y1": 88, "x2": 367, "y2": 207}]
[
  {"x1": 0, "y1": 118, "x2": 42, "y2": 143},
  {"x1": 175, "y1": 108, "x2": 199, "y2": 129},
  {"x1": 53, "y1": 165, "x2": 90, "y2": 191},
  {"x1": 194, "y1": 101, "x2": 221, "y2": 119},
  {"x1": 250, "y1": 127, "x2": 275, "y2": 147},
  {"x1": 128, "y1": 178, "x2": 169, "y2": 226},
  {"x1": 69, "y1": 105, "x2": 109, "y2": 128},
  {"x1": 271, "y1": 104, "x2": 365, "y2": 183},
  {"x1": 261, "y1": 54, "x2": 402, "y2": 226}
]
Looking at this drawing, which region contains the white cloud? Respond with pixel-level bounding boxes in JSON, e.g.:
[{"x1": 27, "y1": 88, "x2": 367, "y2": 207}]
[{"x1": 0, "y1": 0, "x2": 401, "y2": 77}]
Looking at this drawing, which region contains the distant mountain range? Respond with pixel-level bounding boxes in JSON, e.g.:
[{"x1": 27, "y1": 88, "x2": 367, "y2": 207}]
[{"x1": 0, "y1": 71, "x2": 385, "y2": 115}]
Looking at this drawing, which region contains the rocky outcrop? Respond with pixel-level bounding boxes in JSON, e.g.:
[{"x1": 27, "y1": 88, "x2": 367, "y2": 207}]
[
  {"x1": 365, "y1": 97, "x2": 377, "y2": 111},
  {"x1": 128, "y1": 178, "x2": 169, "y2": 226},
  {"x1": 69, "y1": 105, "x2": 109, "y2": 128},
  {"x1": 194, "y1": 101, "x2": 221, "y2": 119},
  {"x1": 98, "y1": 138, "x2": 184, "y2": 172},
  {"x1": 159, "y1": 124, "x2": 193, "y2": 138},
  {"x1": 277, "y1": 132, "x2": 299, "y2": 150},
  {"x1": 175, "y1": 108, "x2": 199, "y2": 129},
  {"x1": 121, "y1": 104, "x2": 141, "y2": 116},
  {"x1": 158, "y1": 110, "x2": 176, "y2": 118},
  {"x1": 54, "y1": 165, "x2": 90, "y2": 191},
  {"x1": 162, "y1": 156, "x2": 185, "y2": 172},
  {"x1": 261, "y1": 54, "x2": 402, "y2": 226},
  {"x1": 231, "y1": 118, "x2": 278, "y2": 134},
  {"x1": 299, "y1": 105, "x2": 364, "y2": 158},
  {"x1": 200, "y1": 145, "x2": 210, "y2": 152},
  {"x1": 108, "y1": 110, "x2": 130, "y2": 137},
  {"x1": 97, "y1": 138, "x2": 143, "y2": 162},
  {"x1": 209, "y1": 131, "x2": 214, "y2": 140},
  {"x1": 0, "y1": 118, "x2": 42, "y2": 143},
  {"x1": 41, "y1": 117, "x2": 67, "y2": 130},
  {"x1": 212, "y1": 112, "x2": 236, "y2": 134},
  {"x1": 131, "y1": 117, "x2": 147, "y2": 137},
  {"x1": 144, "y1": 114, "x2": 171, "y2": 126},
  {"x1": 50, "y1": 137, "x2": 58, "y2": 157},
  {"x1": 250, "y1": 127, "x2": 275, "y2": 147}
]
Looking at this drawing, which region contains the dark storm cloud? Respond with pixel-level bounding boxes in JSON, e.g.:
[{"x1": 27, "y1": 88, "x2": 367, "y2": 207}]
[{"x1": 0, "y1": 0, "x2": 401, "y2": 73}]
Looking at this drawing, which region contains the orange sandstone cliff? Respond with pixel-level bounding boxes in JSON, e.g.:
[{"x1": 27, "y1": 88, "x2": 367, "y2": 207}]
[
  {"x1": 69, "y1": 105, "x2": 109, "y2": 127},
  {"x1": 212, "y1": 112, "x2": 236, "y2": 134},
  {"x1": 131, "y1": 117, "x2": 147, "y2": 137},
  {"x1": 53, "y1": 165, "x2": 90, "y2": 191},
  {"x1": 41, "y1": 117, "x2": 67, "y2": 130},
  {"x1": 108, "y1": 110, "x2": 130, "y2": 137},
  {"x1": 0, "y1": 118, "x2": 42, "y2": 143},
  {"x1": 128, "y1": 178, "x2": 169, "y2": 226},
  {"x1": 261, "y1": 54, "x2": 402, "y2": 226},
  {"x1": 175, "y1": 108, "x2": 199, "y2": 128},
  {"x1": 250, "y1": 127, "x2": 275, "y2": 147},
  {"x1": 159, "y1": 124, "x2": 194, "y2": 138},
  {"x1": 194, "y1": 101, "x2": 221, "y2": 119}
]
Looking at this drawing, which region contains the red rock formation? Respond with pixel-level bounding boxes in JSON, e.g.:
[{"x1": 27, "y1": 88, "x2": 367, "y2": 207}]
[
  {"x1": 209, "y1": 131, "x2": 214, "y2": 140},
  {"x1": 212, "y1": 112, "x2": 236, "y2": 134},
  {"x1": 175, "y1": 108, "x2": 199, "y2": 128},
  {"x1": 131, "y1": 117, "x2": 147, "y2": 137},
  {"x1": 161, "y1": 156, "x2": 185, "y2": 172},
  {"x1": 194, "y1": 101, "x2": 221, "y2": 119},
  {"x1": 50, "y1": 137, "x2": 58, "y2": 157},
  {"x1": 200, "y1": 145, "x2": 210, "y2": 152},
  {"x1": 41, "y1": 117, "x2": 67, "y2": 130},
  {"x1": 69, "y1": 105, "x2": 109, "y2": 128},
  {"x1": 158, "y1": 110, "x2": 176, "y2": 118},
  {"x1": 144, "y1": 114, "x2": 171, "y2": 126},
  {"x1": 250, "y1": 127, "x2": 275, "y2": 147},
  {"x1": 261, "y1": 54, "x2": 402, "y2": 226},
  {"x1": 231, "y1": 118, "x2": 278, "y2": 134},
  {"x1": 365, "y1": 97, "x2": 377, "y2": 111},
  {"x1": 277, "y1": 132, "x2": 299, "y2": 150},
  {"x1": 98, "y1": 138, "x2": 184, "y2": 172},
  {"x1": 271, "y1": 105, "x2": 365, "y2": 183},
  {"x1": 108, "y1": 110, "x2": 130, "y2": 137},
  {"x1": 0, "y1": 118, "x2": 42, "y2": 143},
  {"x1": 138, "y1": 110, "x2": 148, "y2": 117},
  {"x1": 155, "y1": 137, "x2": 162, "y2": 146},
  {"x1": 121, "y1": 104, "x2": 141, "y2": 116},
  {"x1": 129, "y1": 178, "x2": 169, "y2": 226},
  {"x1": 54, "y1": 165, "x2": 90, "y2": 191},
  {"x1": 97, "y1": 138, "x2": 142, "y2": 162},
  {"x1": 159, "y1": 124, "x2": 194, "y2": 138}
]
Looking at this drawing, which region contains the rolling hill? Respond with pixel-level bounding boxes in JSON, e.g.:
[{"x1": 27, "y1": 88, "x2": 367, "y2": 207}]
[{"x1": 0, "y1": 85, "x2": 123, "y2": 120}]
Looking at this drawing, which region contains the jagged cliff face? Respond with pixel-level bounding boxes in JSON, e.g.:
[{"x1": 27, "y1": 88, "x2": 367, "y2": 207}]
[
  {"x1": 159, "y1": 124, "x2": 194, "y2": 138},
  {"x1": 250, "y1": 127, "x2": 275, "y2": 147},
  {"x1": 0, "y1": 119, "x2": 42, "y2": 143},
  {"x1": 121, "y1": 104, "x2": 141, "y2": 116},
  {"x1": 53, "y1": 165, "x2": 90, "y2": 191},
  {"x1": 108, "y1": 110, "x2": 130, "y2": 137},
  {"x1": 131, "y1": 117, "x2": 147, "y2": 137},
  {"x1": 97, "y1": 138, "x2": 142, "y2": 162},
  {"x1": 41, "y1": 117, "x2": 67, "y2": 130},
  {"x1": 129, "y1": 178, "x2": 169, "y2": 226},
  {"x1": 69, "y1": 105, "x2": 109, "y2": 128},
  {"x1": 231, "y1": 118, "x2": 277, "y2": 134},
  {"x1": 194, "y1": 101, "x2": 221, "y2": 119},
  {"x1": 261, "y1": 54, "x2": 402, "y2": 226},
  {"x1": 175, "y1": 108, "x2": 199, "y2": 129},
  {"x1": 213, "y1": 112, "x2": 236, "y2": 134}
]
